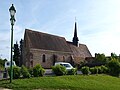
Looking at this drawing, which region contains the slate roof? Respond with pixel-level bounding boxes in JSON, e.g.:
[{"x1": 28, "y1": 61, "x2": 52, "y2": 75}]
[{"x1": 24, "y1": 29, "x2": 72, "y2": 52}]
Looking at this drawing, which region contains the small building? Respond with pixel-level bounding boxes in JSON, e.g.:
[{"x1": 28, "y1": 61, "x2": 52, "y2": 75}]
[{"x1": 22, "y1": 22, "x2": 92, "y2": 68}]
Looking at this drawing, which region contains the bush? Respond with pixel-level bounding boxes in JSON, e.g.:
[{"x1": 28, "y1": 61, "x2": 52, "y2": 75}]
[
  {"x1": 107, "y1": 59, "x2": 120, "y2": 76},
  {"x1": 97, "y1": 66, "x2": 103, "y2": 74},
  {"x1": 90, "y1": 66, "x2": 98, "y2": 74},
  {"x1": 81, "y1": 66, "x2": 90, "y2": 75},
  {"x1": 90, "y1": 67, "x2": 95, "y2": 74},
  {"x1": 33, "y1": 64, "x2": 45, "y2": 77},
  {"x1": 52, "y1": 65, "x2": 67, "y2": 76},
  {"x1": 67, "y1": 68, "x2": 77, "y2": 75},
  {"x1": 29, "y1": 68, "x2": 33, "y2": 77},
  {"x1": 90, "y1": 66, "x2": 108, "y2": 74},
  {"x1": 101, "y1": 65, "x2": 108, "y2": 74},
  {"x1": 21, "y1": 65, "x2": 30, "y2": 78},
  {"x1": 8, "y1": 66, "x2": 21, "y2": 79}
]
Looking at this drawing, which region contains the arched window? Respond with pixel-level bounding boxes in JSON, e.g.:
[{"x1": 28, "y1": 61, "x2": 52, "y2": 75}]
[
  {"x1": 42, "y1": 54, "x2": 46, "y2": 62},
  {"x1": 30, "y1": 60, "x2": 33, "y2": 67}
]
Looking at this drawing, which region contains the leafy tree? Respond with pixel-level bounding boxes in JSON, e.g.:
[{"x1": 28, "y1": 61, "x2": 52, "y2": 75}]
[
  {"x1": 95, "y1": 53, "x2": 106, "y2": 62},
  {"x1": 0, "y1": 59, "x2": 7, "y2": 70},
  {"x1": 107, "y1": 59, "x2": 120, "y2": 77},
  {"x1": 0, "y1": 59, "x2": 7, "y2": 66},
  {"x1": 13, "y1": 42, "x2": 20, "y2": 66},
  {"x1": 111, "y1": 53, "x2": 118, "y2": 59},
  {"x1": 110, "y1": 53, "x2": 120, "y2": 62}
]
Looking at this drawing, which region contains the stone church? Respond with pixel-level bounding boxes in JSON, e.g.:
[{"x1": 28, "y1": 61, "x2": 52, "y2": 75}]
[{"x1": 22, "y1": 22, "x2": 92, "y2": 68}]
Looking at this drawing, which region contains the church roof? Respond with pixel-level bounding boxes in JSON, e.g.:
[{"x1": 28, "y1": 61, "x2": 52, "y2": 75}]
[
  {"x1": 24, "y1": 29, "x2": 72, "y2": 52},
  {"x1": 68, "y1": 43, "x2": 92, "y2": 58},
  {"x1": 24, "y1": 29, "x2": 92, "y2": 59}
]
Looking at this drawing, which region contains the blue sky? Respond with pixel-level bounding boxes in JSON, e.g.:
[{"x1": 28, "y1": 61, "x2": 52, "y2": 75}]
[{"x1": 0, "y1": 0, "x2": 120, "y2": 60}]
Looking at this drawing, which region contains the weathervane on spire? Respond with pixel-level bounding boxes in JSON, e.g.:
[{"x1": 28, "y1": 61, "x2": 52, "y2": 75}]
[{"x1": 75, "y1": 17, "x2": 77, "y2": 22}]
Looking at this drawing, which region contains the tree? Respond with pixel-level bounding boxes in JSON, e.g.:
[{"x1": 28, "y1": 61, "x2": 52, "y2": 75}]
[
  {"x1": 13, "y1": 42, "x2": 20, "y2": 66},
  {"x1": 0, "y1": 58, "x2": 7, "y2": 66},
  {"x1": 95, "y1": 53, "x2": 108, "y2": 64},
  {"x1": 0, "y1": 58, "x2": 7, "y2": 70},
  {"x1": 111, "y1": 53, "x2": 117, "y2": 58},
  {"x1": 95, "y1": 53, "x2": 106, "y2": 61},
  {"x1": 107, "y1": 59, "x2": 120, "y2": 77}
]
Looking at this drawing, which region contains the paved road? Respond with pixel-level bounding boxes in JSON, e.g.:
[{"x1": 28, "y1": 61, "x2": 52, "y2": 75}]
[{"x1": 44, "y1": 69, "x2": 55, "y2": 76}]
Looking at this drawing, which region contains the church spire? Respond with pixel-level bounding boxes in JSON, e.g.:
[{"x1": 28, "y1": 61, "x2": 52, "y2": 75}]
[{"x1": 72, "y1": 21, "x2": 79, "y2": 47}]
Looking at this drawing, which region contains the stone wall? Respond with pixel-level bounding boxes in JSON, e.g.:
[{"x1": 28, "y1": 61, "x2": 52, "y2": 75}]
[{"x1": 27, "y1": 49, "x2": 73, "y2": 68}]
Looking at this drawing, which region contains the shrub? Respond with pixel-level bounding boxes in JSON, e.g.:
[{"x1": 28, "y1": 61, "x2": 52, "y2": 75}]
[
  {"x1": 97, "y1": 66, "x2": 102, "y2": 74},
  {"x1": 81, "y1": 66, "x2": 90, "y2": 75},
  {"x1": 101, "y1": 65, "x2": 108, "y2": 74},
  {"x1": 90, "y1": 66, "x2": 108, "y2": 74},
  {"x1": 90, "y1": 67, "x2": 98, "y2": 74},
  {"x1": 21, "y1": 65, "x2": 30, "y2": 78},
  {"x1": 52, "y1": 65, "x2": 67, "y2": 76},
  {"x1": 33, "y1": 64, "x2": 45, "y2": 77},
  {"x1": 67, "y1": 68, "x2": 77, "y2": 75},
  {"x1": 29, "y1": 68, "x2": 33, "y2": 77},
  {"x1": 8, "y1": 66, "x2": 21, "y2": 79},
  {"x1": 107, "y1": 59, "x2": 120, "y2": 76},
  {"x1": 90, "y1": 67, "x2": 95, "y2": 74}
]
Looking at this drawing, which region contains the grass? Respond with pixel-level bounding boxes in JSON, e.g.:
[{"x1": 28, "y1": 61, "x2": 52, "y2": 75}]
[{"x1": 0, "y1": 74, "x2": 120, "y2": 90}]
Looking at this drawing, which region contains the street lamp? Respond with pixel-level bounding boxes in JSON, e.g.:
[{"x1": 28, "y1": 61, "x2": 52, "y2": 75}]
[{"x1": 9, "y1": 4, "x2": 16, "y2": 83}]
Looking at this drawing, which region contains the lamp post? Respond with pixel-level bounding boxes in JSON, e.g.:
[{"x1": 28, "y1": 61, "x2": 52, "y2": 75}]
[{"x1": 9, "y1": 4, "x2": 16, "y2": 83}]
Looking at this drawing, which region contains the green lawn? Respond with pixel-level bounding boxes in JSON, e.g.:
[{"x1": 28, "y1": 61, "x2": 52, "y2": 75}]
[{"x1": 0, "y1": 74, "x2": 120, "y2": 90}]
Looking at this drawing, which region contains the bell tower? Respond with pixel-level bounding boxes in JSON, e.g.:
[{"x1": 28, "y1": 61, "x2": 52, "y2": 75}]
[{"x1": 72, "y1": 21, "x2": 79, "y2": 47}]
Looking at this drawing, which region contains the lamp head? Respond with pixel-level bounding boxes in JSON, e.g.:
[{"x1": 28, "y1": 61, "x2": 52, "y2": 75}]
[{"x1": 9, "y1": 4, "x2": 16, "y2": 16}]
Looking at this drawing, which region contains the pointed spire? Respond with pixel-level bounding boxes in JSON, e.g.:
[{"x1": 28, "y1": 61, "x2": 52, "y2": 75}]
[
  {"x1": 72, "y1": 21, "x2": 79, "y2": 47},
  {"x1": 74, "y1": 22, "x2": 77, "y2": 37}
]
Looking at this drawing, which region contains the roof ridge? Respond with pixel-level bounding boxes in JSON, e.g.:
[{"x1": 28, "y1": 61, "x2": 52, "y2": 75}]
[{"x1": 25, "y1": 29, "x2": 65, "y2": 39}]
